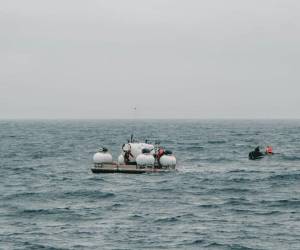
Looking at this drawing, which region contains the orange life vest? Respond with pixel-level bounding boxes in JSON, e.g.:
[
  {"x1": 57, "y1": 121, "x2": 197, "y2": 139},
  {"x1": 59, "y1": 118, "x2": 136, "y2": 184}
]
[{"x1": 266, "y1": 146, "x2": 273, "y2": 154}]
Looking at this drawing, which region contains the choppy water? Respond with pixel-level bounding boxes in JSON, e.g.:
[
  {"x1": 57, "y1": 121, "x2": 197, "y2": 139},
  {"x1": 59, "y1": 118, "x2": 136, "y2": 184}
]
[{"x1": 1, "y1": 120, "x2": 300, "y2": 250}]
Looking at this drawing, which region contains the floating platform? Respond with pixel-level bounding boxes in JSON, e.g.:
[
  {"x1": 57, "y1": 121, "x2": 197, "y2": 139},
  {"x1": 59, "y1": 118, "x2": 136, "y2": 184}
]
[{"x1": 91, "y1": 163, "x2": 175, "y2": 174}]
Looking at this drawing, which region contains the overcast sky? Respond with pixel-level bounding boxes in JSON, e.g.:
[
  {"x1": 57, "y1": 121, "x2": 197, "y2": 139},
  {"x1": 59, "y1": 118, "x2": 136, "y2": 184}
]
[{"x1": 1, "y1": 0, "x2": 299, "y2": 119}]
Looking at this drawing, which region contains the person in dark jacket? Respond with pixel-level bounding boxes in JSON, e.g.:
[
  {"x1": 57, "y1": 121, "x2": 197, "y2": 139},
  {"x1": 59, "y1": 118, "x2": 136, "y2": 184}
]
[{"x1": 249, "y1": 146, "x2": 264, "y2": 160}]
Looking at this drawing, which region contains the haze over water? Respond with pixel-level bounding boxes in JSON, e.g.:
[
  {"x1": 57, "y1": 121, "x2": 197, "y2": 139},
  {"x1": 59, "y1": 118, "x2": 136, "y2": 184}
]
[{"x1": 1, "y1": 120, "x2": 300, "y2": 249}]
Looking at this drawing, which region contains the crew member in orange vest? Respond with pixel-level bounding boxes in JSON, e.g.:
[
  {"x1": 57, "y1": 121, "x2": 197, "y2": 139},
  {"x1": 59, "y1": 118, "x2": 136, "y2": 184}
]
[{"x1": 265, "y1": 146, "x2": 273, "y2": 155}]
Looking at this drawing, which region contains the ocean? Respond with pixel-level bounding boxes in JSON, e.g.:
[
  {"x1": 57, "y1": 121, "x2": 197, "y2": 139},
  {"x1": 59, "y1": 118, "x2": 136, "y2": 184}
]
[{"x1": 1, "y1": 120, "x2": 300, "y2": 249}]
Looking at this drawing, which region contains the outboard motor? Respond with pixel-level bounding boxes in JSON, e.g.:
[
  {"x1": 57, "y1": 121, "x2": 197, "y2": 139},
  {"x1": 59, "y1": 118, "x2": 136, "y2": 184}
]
[{"x1": 93, "y1": 147, "x2": 113, "y2": 165}]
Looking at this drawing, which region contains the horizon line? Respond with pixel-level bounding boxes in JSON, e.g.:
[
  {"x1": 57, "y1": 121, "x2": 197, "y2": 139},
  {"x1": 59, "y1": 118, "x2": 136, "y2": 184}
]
[{"x1": 1, "y1": 118, "x2": 300, "y2": 121}]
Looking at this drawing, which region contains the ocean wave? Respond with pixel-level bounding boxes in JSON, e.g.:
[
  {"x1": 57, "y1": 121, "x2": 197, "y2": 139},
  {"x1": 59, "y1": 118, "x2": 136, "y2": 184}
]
[
  {"x1": 20, "y1": 207, "x2": 70, "y2": 215},
  {"x1": 260, "y1": 199, "x2": 300, "y2": 208},
  {"x1": 154, "y1": 216, "x2": 180, "y2": 223},
  {"x1": 179, "y1": 145, "x2": 205, "y2": 151},
  {"x1": 264, "y1": 173, "x2": 300, "y2": 181},
  {"x1": 204, "y1": 242, "x2": 259, "y2": 250},
  {"x1": 253, "y1": 210, "x2": 281, "y2": 215},
  {"x1": 231, "y1": 133, "x2": 246, "y2": 137},
  {"x1": 4, "y1": 192, "x2": 41, "y2": 200},
  {"x1": 3, "y1": 152, "x2": 18, "y2": 158},
  {"x1": 280, "y1": 155, "x2": 300, "y2": 161},
  {"x1": 31, "y1": 151, "x2": 57, "y2": 159},
  {"x1": 3, "y1": 190, "x2": 115, "y2": 201},
  {"x1": 227, "y1": 169, "x2": 261, "y2": 174},
  {"x1": 202, "y1": 157, "x2": 236, "y2": 163},
  {"x1": 154, "y1": 213, "x2": 196, "y2": 223},
  {"x1": 22, "y1": 241, "x2": 68, "y2": 250},
  {"x1": 179, "y1": 239, "x2": 205, "y2": 246},
  {"x1": 111, "y1": 203, "x2": 122, "y2": 208},
  {"x1": 189, "y1": 239, "x2": 205, "y2": 245},
  {"x1": 62, "y1": 190, "x2": 115, "y2": 199},
  {"x1": 197, "y1": 204, "x2": 220, "y2": 208},
  {"x1": 224, "y1": 198, "x2": 252, "y2": 206},
  {"x1": 207, "y1": 187, "x2": 258, "y2": 194},
  {"x1": 207, "y1": 140, "x2": 227, "y2": 144}
]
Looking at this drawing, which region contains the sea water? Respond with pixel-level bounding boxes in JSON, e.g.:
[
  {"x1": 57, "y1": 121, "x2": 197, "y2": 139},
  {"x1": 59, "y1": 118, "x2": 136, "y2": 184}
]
[{"x1": 1, "y1": 120, "x2": 300, "y2": 249}]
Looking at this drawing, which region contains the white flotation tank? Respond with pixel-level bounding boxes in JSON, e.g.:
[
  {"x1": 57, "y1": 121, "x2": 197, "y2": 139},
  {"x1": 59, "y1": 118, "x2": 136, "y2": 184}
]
[
  {"x1": 159, "y1": 155, "x2": 176, "y2": 168},
  {"x1": 93, "y1": 148, "x2": 113, "y2": 164},
  {"x1": 136, "y1": 153, "x2": 155, "y2": 167}
]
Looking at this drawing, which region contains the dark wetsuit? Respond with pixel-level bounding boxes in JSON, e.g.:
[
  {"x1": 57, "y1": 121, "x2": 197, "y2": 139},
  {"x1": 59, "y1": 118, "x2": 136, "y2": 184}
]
[{"x1": 249, "y1": 147, "x2": 264, "y2": 160}]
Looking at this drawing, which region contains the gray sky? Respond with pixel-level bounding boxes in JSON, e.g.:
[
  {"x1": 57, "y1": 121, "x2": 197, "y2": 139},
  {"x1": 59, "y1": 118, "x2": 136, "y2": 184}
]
[{"x1": 1, "y1": 0, "x2": 300, "y2": 119}]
